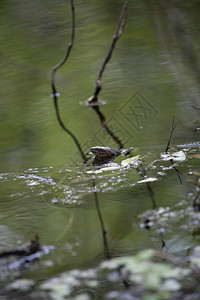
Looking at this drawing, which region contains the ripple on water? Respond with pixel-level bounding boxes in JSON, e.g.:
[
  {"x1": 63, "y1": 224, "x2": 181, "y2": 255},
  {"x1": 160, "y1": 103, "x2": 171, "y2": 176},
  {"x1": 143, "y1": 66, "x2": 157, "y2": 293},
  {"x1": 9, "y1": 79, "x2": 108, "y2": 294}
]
[{"x1": 0, "y1": 146, "x2": 195, "y2": 207}]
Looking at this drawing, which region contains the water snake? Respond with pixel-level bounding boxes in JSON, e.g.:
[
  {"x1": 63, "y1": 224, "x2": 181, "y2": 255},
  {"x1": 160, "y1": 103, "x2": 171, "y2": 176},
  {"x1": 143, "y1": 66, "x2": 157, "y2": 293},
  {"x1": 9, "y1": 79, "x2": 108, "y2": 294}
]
[{"x1": 90, "y1": 146, "x2": 133, "y2": 165}]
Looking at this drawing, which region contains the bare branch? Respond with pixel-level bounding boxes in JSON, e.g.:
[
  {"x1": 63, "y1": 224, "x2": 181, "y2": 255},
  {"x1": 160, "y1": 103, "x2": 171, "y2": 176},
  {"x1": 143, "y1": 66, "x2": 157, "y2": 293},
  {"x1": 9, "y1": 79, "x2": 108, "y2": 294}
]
[
  {"x1": 171, "y1": 162, "x2": 183, "y2": 184},
  {"x1": 165, "y1": 115, "x2": 183, "y2": 183},
  {"x1": 88, "y1": 0, "x2": 128, "y2": 105},
  {"x1": 92, "y1": 106, "x2": 124, "y2": 148},
  {"x1": 165, "y1": 114, "x2": 176, "y2": 153},
  {"x1": 51, "y1": 0, "x2": 75, "y2": 92},
  {"x1": 50, "y1": 0, "x2": 87, "y2": 163},
  {"x1": 92, "y1": 179, "x2": 111, "y2": 260}
]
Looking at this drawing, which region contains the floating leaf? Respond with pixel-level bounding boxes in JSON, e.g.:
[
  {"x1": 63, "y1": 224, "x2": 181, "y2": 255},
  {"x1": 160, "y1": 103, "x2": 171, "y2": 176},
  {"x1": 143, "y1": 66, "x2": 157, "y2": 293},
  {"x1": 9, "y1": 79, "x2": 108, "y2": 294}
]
[
  {"x1": 87, "y1": 156, "x2": 140, "y2": 174},
  {"x1": 138, "y1": 177, "x2": 157, "y2": 183},
  {"x1": 87, "y1": 165, "x2": 121, "y2": 174},
  {"x1": 161, "y1": 151, "x2": 186, "y2": 162},
  {"x1": 121, "y1": 155, "x2": 140, "y2": 167}
]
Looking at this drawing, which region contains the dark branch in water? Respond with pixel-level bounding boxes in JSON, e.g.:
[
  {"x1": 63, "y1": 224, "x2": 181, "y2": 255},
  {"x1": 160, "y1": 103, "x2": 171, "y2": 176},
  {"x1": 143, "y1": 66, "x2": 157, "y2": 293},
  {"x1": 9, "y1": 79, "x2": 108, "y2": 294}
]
[
  {"x1": 51, "y1": 0, "x2": 87, "y2": 163},
  {"x1": 51, "y1": 0, "x2": 75, "y2": 86},
  {"x1": 92, "y1": 179, "x2": 130, "y2": 287},
  {"x1": 165, "y1": 115, "x2": 182, "y2": 183},
  {"x1": 136, "y1": 165, "x2": 157, "y2": 209},
  {"x1": 87, "y1": 0, "x2": 128, "y2": 106},
  {"x1": 171, "y1": 162, "x2": 182, "y2": 184},
  {"x1": 137, "y1": 164, "x2": 166, "y2": 248},
  {"x1": 87, "y1": 1, "x2": 128, "y2": 148},
  {"x1": 92, "y1": 106, "x2": 124, "y2": 149},
  {"x1": 92, "y1": 179, "x2": 111, "y2": 260},
  {"x1": 165, "y1": 114, "x2": 176, "y2": 153}
]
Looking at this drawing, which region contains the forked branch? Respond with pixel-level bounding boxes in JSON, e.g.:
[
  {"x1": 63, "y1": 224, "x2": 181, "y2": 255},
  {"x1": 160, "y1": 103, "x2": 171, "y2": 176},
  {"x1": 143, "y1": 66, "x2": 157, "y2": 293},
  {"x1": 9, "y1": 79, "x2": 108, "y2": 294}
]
[
  {"x1": 51, "y1": 0, "x2": 75, "y2": 94},
  {"x1": 88, "y1": 0, "x2": 128, "y2": 105},
  {"x1": 165, "y1": 114, "x2": 176, "y2": 153},
  {"x1": 165, "y1": 115, "x2": 182, "y2": 184}
]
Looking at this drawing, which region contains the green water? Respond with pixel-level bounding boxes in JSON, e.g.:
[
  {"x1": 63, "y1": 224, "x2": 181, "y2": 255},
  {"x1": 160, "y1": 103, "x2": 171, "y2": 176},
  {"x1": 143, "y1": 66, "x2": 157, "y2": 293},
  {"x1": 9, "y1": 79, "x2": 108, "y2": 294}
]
[{"x1": 0, "y1": 0, "x2": 200, "y2": 298}]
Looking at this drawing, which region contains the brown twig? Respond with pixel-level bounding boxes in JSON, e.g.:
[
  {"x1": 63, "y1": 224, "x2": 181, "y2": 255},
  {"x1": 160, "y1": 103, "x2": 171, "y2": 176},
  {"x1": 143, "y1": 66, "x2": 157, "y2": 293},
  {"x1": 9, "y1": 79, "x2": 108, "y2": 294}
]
[
  {"x1": 171, "y1": 161, "x2": 183, "y2": 184},
  {"x1": 92, "y1": 179, "x2": 111, "y2": 259},
  {"x1": 165, "y1": 114, "x2": 176, "y2": 153},
  {"x1": 92, "y1": 106, "x2": 124, "y2": 148},
  {"x1": 137, "y1": 162, "x2": 166, "y2": 248},
  {"x1": 51, "y1": 1, "x2": 75, "y2": 89},
  {"x1": 137, "y1": 166, "x2": 157, "y2": 210},
  {"x1": 165, "y1": 115, "x2": 182, "y2": 183},
  {"x1": 51, "y1": 0, "x2": 87, "y2": 163},
  {"x1": 92, "y1": 179, "x2": 130, "y2": 287},
  {"x1": 88, "y1": 0, "x2": 128, "y2": 105}
]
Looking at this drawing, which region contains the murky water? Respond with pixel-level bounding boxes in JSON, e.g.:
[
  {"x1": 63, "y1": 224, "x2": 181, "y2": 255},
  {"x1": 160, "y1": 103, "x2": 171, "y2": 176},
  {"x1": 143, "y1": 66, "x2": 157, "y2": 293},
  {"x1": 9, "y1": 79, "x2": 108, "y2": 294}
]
[{"x1": 0, "y1": 0, "x2": 200, "y2": 298}]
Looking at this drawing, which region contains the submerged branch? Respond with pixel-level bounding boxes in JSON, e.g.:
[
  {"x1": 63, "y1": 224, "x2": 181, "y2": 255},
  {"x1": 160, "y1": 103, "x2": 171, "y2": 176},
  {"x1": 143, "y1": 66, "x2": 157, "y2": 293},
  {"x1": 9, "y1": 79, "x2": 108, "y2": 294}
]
[
  {"x1": 51, "y1": 0, "x2": 75, "y2": 96},
  {"x1": 87, "y1": 1, "x2": 128, "y2": 148},
  {"x1": 136, "y1": 165, "x2": 157, "y2": 209},
  {"x1": 171, "y1": 161, "x2": 183, "y2": 184},
  {"x1": 137, "y1": 164, "x2": 166, "y2": 248},
  {"x1": 92, "y1": 179, "x2": 130, "y2": 287},
  {"x1": 50, "y1": 0, "x2": 87, "y2": 163},
  {"x1": 92, "y1": 179, "x2": 111, "y2": 259},
  {"x1": 92, "y1": 106, "x2": 124, "y2": 149},
  {"x1": 88, "y1": 0, "x2": 128, "y2": 105},
  {"x1": 165, "y1": 114, "x2": 176, "y2": 153},
  {"x1": 165, "y1": 115, "x2": 182, "y2": 183},
  {"x1": 54, "y1": 101, "x2": 88, "y2": 163}
]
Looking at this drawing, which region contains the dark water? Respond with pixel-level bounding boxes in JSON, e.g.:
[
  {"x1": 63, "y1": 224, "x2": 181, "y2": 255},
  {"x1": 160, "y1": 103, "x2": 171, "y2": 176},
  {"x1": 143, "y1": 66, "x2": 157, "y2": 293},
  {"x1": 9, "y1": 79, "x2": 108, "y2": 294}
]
[{"x1": 0, "y1": 0, "x2": 200, "y2": 297}]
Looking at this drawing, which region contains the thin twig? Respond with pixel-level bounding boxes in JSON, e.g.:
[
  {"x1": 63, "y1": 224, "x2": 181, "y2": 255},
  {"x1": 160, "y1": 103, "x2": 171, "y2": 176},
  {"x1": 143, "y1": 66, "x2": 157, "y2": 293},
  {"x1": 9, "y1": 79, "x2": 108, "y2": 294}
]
[
  {"x1": 51, "y1": 0, "x2": 75, "y2": 92},
  {"x1": 50, "y1": 1, "x2": 87, "y2": 163},
  {"x1": 165, "y1": 116, "x2": 183, "y2": 183},
  {"x1": 171, "y1": 161, "x2": 183, "y2": 184},
  {"x1": 92, "y1": 178, "x2": 129, "y2": 287},
  {"x1": 54, "y1": 100, "x2": 88, "y2": 163},
  {"x1": 92, "y1": 179, "x2": 111, "y2": 259},
  {"x1": 165, "y1": 114, "x2": 177, "y2": 153},
  {"x1": 88, "y1": 0, "x2": 128, "y2": 105},
  {"x1": 92, "y1": 106, "x2": 124, "y2": 148},
  {"x1": 137, "y1": 164, "x2": 166, "y2": 248},
  {"x1": 136, "y1": 165, "x2": 157, "y2": 209}
]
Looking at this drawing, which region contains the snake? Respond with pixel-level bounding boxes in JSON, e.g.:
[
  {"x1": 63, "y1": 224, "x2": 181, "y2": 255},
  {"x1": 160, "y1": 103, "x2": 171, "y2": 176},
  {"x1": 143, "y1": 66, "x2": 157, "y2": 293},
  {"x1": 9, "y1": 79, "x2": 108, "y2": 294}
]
[{"x1": 90, "y1": 146, "x2": 133, "y2": 165}]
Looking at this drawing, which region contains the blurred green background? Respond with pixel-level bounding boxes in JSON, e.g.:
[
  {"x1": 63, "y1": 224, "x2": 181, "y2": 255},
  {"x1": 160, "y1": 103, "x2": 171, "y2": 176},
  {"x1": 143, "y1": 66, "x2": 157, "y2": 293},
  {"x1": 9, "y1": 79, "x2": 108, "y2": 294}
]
[{"x1": 0, "y1": 0, "x2": 199, "y2": 171}]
